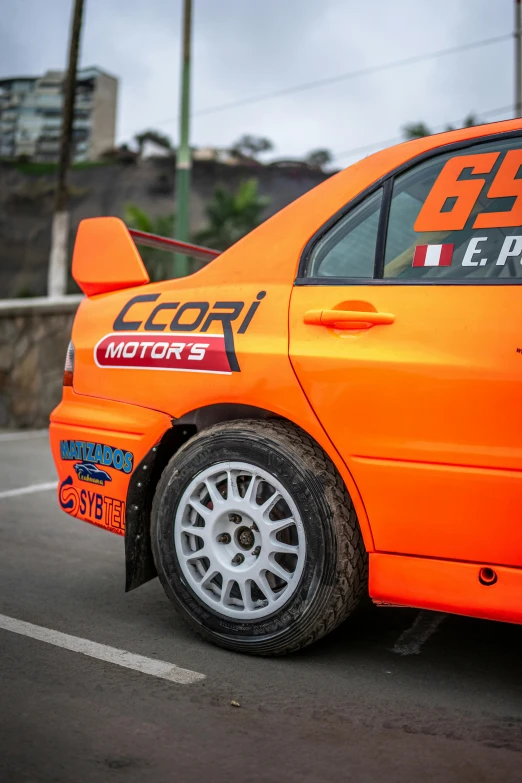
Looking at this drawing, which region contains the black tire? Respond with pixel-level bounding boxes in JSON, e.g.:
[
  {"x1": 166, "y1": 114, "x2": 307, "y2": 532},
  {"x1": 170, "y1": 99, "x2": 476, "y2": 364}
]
[{"x1": 151, "y1": 419, "x2": 367, "y2": 655}]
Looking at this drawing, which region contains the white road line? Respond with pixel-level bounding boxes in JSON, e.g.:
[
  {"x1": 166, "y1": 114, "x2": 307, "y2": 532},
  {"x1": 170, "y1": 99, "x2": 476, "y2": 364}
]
[
  {"x1": 0, "y1": 429, "x2": 48, "y2": 443},
  {"x1": 392, "y1": 610, "x2": 447, "y2": 656},
  {"x1": 0, "y1": 481, "x2": 58, "y2": 500},
  {"x1": 0, "y1": 614, "x2": 205, "y2": 685}
]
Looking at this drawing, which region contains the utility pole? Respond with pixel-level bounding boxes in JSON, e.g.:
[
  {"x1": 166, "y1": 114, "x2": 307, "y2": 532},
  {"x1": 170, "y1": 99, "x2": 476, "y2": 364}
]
[
  {"x1": 515, "y1": 0, "x2": 522, "y2": 117},
  {"x1": 48, "y1": 0, "x2": 85, "y2": 297},
  {"x1": 174, "y1": 0, "x2": 193, "y2": 277}
]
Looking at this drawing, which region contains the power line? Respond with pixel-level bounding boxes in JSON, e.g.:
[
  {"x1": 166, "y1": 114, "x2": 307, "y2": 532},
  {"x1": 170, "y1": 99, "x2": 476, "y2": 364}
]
[
  {"x1": 120, "y1": 32, "x2": 511, "y2": 138},
  {"x1": 332, "y1": 104, "x2": 514, "y2": 162},
  {"x1": 194, "y1": 33, "x2": 511, "y2": 118}
]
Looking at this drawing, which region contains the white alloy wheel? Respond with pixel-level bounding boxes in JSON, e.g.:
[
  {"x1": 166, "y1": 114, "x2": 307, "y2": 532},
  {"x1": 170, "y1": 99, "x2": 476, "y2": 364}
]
[{"x1": 174, "y1": 461, "x2": 306, "y2": 620}]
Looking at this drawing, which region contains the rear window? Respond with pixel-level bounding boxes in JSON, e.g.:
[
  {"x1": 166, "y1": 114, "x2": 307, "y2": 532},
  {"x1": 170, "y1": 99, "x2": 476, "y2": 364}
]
[{"x1": 384, "y1": 136, "x2": 522, "y2": 280}]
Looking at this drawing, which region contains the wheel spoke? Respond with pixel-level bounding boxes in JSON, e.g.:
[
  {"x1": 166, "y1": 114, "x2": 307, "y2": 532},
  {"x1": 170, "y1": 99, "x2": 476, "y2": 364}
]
[
  {"x1": 268, "y1": 517, "x2": 295, "y2": 534},
  {"x1": 182, "y1": 523, "x2": 210, "y2": 545},
  {"x1": 201, "y1": 568, "x2": 220, "y2": 590},
  {"x1": 204, "y1": 477, "x2": 225, "y2": 508},
  {"x1": 269, "y1": 539, "x2": 299, "y2": 555},
  {"x1": 220, "y1": 578, "x2": 236, "y2": 606},
  {"x1": 187, "y1": 497, "x2": 211, "y2": 518},
  {"x1": 256, "y1": 570, "x2": 278, "y2": 604},
  {"x1": 243, "y1": 475, "x2": 258, "y2": 506},
  {"x1": 258, "y1": 491, "x2": 282, "y2": 520},
  {"x1": 226, "y1": 470, "x2": 242, "y2": 503},
  {"x1": 234, "y1": 578, "x2": 254, "y2": 611},
  {"x1": 186, "y1": 546, "x2": 206, "y2": 563},
  {"x1": 267, "y1": 558, "x2": 291, "y2": 583}
]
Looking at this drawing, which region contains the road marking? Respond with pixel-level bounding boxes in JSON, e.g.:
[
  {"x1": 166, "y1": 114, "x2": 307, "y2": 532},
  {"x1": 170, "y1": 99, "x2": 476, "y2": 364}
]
[
  {"x1": 0, "y1": 429, "x2": 48, "y2": 442},
  {"x1": 392, "y1": 610, "x2": 447, "y2": 656},
  {"x1": 0, "y1": 614, "x2": 206, "y2": 685},
  {"x1": 0, "y1": 481, "x2": 58, "y2": 500}
]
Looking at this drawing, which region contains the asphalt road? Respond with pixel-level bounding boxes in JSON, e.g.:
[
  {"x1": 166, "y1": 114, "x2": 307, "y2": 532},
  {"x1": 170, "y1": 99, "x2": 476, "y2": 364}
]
[{"x1": 1, "y1": 431, "x2": 521, "y2": 783}]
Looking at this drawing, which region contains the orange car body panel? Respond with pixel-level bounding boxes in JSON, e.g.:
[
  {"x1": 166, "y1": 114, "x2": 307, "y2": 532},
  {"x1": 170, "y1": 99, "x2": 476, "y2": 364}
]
[
  {"x1": 50, "y1": 118, "x2": 522, "y2": 624},
  {"x1": 290, "y1": 285, "x2": 522, "y2": 567},
  {"x1": 50, "y1": 388, "x2": 172, "y2": 534}
]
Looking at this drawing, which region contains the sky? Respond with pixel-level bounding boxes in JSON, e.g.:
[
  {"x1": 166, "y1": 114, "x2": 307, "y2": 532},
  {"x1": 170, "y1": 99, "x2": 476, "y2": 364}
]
[{"x1": 0, "y1": 0, "x2": 517, "y2": 167}]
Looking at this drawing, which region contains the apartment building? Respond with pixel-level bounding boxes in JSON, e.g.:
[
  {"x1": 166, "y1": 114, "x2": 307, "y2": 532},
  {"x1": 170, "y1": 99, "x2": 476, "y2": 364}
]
[{"x1": 0, "y1": 67, "x2": 118, "y2": 162}]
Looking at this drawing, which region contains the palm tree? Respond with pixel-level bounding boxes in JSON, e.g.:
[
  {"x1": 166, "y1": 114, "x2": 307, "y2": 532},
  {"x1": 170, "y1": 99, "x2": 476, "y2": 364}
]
[
  {"x1": 229, "y1": 135, "x2": 274, "y2": 161},
  {"x1": 305, "y1": 148, "x2": 333, "y2": 170},
  {"x1": 444, "y1": 113, "x2": 478, "y2": 133},
  {"x1": 402, "y1": 121, "x2": 433, "y2": 140},
  {"x1": 124, "y1": 204, "x2": 175, "y2": 280},
  {"x1": 194, "y1": 179, "x2": 270, "y2": 251},
  {"x1": 134, "y1": 129, "x2": 173, "y2": 157},
  {"x1": 402, "y1": 114, "x2": 479, "y2": 140}
]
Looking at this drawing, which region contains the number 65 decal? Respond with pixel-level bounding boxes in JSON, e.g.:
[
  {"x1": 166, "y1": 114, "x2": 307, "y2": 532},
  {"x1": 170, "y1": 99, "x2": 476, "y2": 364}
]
[{"x1": 414, "y1": 149, "x2": 522, "y2": 232}]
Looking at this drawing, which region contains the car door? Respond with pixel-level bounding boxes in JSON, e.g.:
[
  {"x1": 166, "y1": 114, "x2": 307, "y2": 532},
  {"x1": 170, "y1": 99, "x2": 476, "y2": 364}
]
[{"x1": 289, "y1": 133, "x2": 522, "y2": 568}]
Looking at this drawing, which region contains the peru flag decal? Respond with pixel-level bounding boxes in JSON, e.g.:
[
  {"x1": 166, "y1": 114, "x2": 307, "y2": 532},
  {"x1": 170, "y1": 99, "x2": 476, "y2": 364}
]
[{"x1": 413, "y1": 243, "x2": 454, "y2": 267}]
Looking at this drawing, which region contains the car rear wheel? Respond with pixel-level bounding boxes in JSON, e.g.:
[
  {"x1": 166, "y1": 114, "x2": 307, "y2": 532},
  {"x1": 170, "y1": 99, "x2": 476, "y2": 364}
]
[{"x1": 151, "y1": 419, "x2": 367, "y2": 655}]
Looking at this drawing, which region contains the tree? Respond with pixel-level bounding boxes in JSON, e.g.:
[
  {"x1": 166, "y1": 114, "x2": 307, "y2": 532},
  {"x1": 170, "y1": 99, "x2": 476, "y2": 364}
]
[
  {"x1": 134, "y1": 129, "x2": 173, "y2": 157},
  {"x1": 48, "y1": 0, "x2": 85, "y2": 297},
  {"x1": 305, "y1": 148, "x2": 333, "y2": 170},
  {"x1": 402, "y1": 121, "x2": 432, "y2": 140},
  {"x1": 444, "y1": 113, "x2": 478, "y2": 133},
  {"x1": 230, "y1": 134, "x2": 274, "y2": 160},
  {"x1": 402, "y1": 114, "x2": 479, "y2": 140},
  {"x1": 124, "y1": 204, "x2": 175, "y2": 281},
  {"x1": 194, "y1": 179, "x2": 270, "y2": 251},
  {"x1": 100, "y1": 143, "x2": 138, "y2": 163}
]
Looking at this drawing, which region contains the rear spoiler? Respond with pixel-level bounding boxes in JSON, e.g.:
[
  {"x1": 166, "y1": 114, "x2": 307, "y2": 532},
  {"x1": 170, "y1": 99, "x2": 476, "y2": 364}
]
[
  {"x1": 128, "y1": 228, "x2": 220, "y2": 264},
  {"x1": 72, "y1": 217, "x2": 220, "y2": 297}
]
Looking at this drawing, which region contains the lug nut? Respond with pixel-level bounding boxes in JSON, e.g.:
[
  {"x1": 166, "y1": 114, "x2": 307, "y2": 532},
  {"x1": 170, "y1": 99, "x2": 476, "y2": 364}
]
[
  {"x1": 228, "y1": 513, "x2": 242, "y2": 524},
  {"x1": 217, "y1": 533, "x2": 231, "y2": 544},
  {"x1": 231, "y1": 553, "x2": 245, "y2": 566},
  {"x1": 252, "y1": 546, "x2": 261, "y2": 557}
]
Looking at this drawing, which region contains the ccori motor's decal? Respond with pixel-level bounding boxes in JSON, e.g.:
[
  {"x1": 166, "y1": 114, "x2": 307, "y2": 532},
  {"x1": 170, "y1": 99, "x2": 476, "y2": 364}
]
[
  {"x1": 95, "y1": 333, "x2": 230, "y2": 374},
  {"x1": 100, "y1": 291, "x2": 267, "y2": 373},
  {"x1": 60, "y1": 440, "x2": 133, "y2": 474},
  {"x1": 59, "y1": 476, "x2": 126, "y2": 532}
]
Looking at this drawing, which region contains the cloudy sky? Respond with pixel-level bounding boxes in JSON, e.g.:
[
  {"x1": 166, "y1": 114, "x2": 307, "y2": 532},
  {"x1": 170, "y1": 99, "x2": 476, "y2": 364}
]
[{"x1": 0, "y1": 0, "x2": 516, "y2": 166}]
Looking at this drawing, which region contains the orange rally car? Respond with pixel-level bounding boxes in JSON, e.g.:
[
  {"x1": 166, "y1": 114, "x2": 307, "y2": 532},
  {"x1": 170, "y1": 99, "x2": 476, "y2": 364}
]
[{"x1": 50, "y1": 118, "x2": 522, "y2": 655}]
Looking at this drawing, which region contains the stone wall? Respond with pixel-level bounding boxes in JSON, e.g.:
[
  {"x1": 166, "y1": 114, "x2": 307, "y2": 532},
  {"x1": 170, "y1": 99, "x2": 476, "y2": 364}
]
[{"x1": 0, "y1": 296, "x2": 82, "y2": 428}]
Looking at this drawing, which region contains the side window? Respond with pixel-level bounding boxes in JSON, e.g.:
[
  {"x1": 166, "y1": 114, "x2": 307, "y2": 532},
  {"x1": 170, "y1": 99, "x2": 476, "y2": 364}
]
[
  {"x1": 384, "y1": 136, "x2": 522, "y2": 280},
  {"x1": 306, "y1": 188, "x2": 382, "y2": 279}
]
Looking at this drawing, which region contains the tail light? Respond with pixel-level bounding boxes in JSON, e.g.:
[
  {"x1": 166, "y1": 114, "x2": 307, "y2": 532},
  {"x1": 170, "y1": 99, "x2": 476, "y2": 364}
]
[{"x1": 63, "y1": 341, "x2": 75, "y2": 387}]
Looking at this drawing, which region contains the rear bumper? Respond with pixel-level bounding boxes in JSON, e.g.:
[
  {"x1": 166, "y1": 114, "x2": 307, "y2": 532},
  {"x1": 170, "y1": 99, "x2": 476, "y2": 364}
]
[{"x1": 50, "y1": 388, "x2": 172, "y2": 535}]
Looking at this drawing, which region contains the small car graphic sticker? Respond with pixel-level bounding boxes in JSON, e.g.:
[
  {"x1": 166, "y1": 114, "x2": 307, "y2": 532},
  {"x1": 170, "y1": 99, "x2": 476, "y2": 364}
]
[{"x1": 73, "y1": 462, "x2": 112, "y2": 486}]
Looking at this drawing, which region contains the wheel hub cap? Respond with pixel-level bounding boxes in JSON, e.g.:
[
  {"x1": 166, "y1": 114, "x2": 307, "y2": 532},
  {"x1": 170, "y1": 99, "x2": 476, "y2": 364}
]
[{"x1": 237, "y1": 526, "x2": 255, "y2": 550}]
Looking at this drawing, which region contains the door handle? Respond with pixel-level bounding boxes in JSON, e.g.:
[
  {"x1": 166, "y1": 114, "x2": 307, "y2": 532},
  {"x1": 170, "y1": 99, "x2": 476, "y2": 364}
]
[{"x1": 304, "y1": 309, "x2": 395, "y2": 329}]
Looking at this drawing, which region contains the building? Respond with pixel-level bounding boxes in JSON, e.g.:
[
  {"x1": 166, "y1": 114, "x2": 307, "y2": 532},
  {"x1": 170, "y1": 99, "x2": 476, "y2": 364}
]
[{"x1": 0, "y1": 67, "x2": 118, "y2": 162}]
